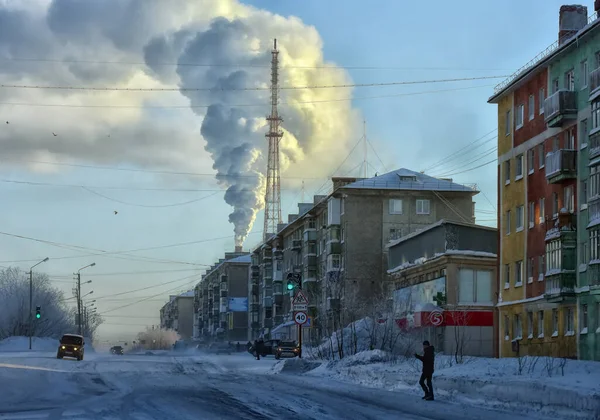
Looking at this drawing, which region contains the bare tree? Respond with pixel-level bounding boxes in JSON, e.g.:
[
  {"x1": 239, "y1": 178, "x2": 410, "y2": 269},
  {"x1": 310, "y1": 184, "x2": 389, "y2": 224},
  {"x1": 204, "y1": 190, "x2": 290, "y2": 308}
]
[{"x1": 445, "y1": 304, "x2": 471, "y2": 364}]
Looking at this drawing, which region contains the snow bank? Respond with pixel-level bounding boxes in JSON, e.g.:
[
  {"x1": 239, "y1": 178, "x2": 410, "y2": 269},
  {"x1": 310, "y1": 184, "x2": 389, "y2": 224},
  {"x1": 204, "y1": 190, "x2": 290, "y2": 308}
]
[
  {"x1": 300, "y1": 351, "x2": 600, "y2": 419},
  {"x1": 0, "y1": 336, "x2": 59, "y2": 352},
  {"x1": 271, "y1": 358, "x2": 320, "y2": 374}
]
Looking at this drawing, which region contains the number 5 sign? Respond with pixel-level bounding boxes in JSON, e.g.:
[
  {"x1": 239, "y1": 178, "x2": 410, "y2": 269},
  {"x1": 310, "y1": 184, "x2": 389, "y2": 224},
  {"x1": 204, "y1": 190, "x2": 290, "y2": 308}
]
[{"x1": 294, "y1": 311, "x2": 308, "y2": 325}]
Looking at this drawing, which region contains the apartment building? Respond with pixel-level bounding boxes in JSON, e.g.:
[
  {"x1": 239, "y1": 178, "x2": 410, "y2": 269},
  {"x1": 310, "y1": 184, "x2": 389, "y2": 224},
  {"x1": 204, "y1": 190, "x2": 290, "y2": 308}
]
[
  {"x1": 387, "y1": 220, "x2": 498, "y2": 357},
  {"x1": 251, "y1": 168, "x2": 479, "y2": 341},
  {"x1": 489, "y1": 4, "x2": 600, "y2": 360},
  {"x1": 193, "y1": 251, "x2": 250, "y2": 342},
  {"x1": 159, "y1": 290, "x2": 194, "y2": 339}
]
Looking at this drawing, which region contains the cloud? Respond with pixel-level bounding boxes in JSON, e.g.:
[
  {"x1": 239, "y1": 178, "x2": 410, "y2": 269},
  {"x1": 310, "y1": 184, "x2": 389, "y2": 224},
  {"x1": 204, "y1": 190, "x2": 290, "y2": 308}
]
[{"x1": 0, "y1": 0, "x2": 361, "y2": 245}]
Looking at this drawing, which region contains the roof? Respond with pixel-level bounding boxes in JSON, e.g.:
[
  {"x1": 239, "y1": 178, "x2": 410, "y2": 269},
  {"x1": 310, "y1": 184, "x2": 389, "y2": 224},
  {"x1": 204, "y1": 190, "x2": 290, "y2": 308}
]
[
  {"x1": 200, "y1": 253, "x2": 251, "y2": 282},
  {"x1": 386, "y1": 219, "x2": 498, "y2": 249},
  {"x1": 341, "y1": 168, "x2": 478, "y2": 193},
  {"x1": 489, "y1": 11, "x2": 600, "y2": 103},
  {"x1": 178, "y1": 290, "x2": 195, "y2": 298},
  {"x1": 387, "y1": 249, "x2": 498, "y2": 274}
]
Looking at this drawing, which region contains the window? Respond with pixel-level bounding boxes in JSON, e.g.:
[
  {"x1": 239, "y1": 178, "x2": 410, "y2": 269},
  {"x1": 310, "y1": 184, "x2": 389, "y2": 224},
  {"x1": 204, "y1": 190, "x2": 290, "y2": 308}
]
[
  {"x1": 552, "y1": 78, "x2": 559, "y2": 93},
  {"x1": 538, "y1": 311, "x2": 545, "y2": 337},
  {"x1": 340, "y1": 198, "x2": 345, "y2": 215},
  {"x1": 527, "y1": 257, "x2": 534, "y2": 282},
  {"x1": 528, "y1": 95, "x2": 535, "y2": 120},
  {"x1": 528, "y1": 202, "x2": 535, "y2": 228},
  {"x1": 564, "y1": 186, "x2": 574, "y2": 213},
  {"x1": 565, "y1": 308, "x2": 574, "y2": 335},
  {"x1": 546, "y1": 240, "x2": 562, "y2": 273},
  {"x1": 327, "y1": 254, "x2": 341, "y2": 271},
  {"x1": 505, "y1": 210, "x2": 511, "y2": 235},
  {"x1": 565, "y1": 69, "x2": 575, "y2": 91},
  {"x1": 389, "y1": 199, "x2": 403, "y2": 214},
  {"x1": 552, "y1": 192, "x2": 559, "y2": 217},
  {"x1": 505, "y1": 110, "x2": 511, "y2": 135},
  {"x1": 416, "y1": 199, "x2": 430, "y2": 215},
  {"x1": 516, "y1": 205, "x2": 524, "y2": 231},
  {"x1": 538, "y1": 255, "x2": 545, "y2": 280},
  {"x1": 552, "y1": 309, "x2": 559, "y2": 336},
  {"x1": 552, "y1": 136, "x2": 559, "y2": 152},
  {"x1": 581, "y1": 60, "x2": 589, "y2": 88},
  {"x1": 566, "y1": 127, "x2": 575, "y2": 149},
  {"x1": 504, "y1": 315, "x2": 510, "y2": 340},
  {"x1": 539, "y1": 88, "x2": 545, "y2": 114},
  {"x1": 527, "y1": 312, "x2": 534, "y2": 338},
  {"x1": 592, "y1": 100, "x2": 600, "y2": 130},
  {"x1": 591, "y1": 229, "x2": 600, "y2": 261},
  {"x1": 538, "y1": 143, "x2": 545, "y2": 168},
  {"x1": 581, "y1": 304, "x2": 588, "y2": 333},
  {"x1": 515, "y1": 154, "x2": 524, "y2": 179},
  {"x1": 515, "y1": 260, "x2": 523, "y2": 286},
  {"x1": 581, "y1": 180, "x2": 588, "y2": 208},
  {"x1": 504, "y1": 264, "x2": 510, "y2": 288},
  {"x1": 458, "y1": 269, "x2": 492, "y2": 304},
  {"x1": 516, "y1": 104, "x2": 524, "y2": 129},
  {"x1": 581, "y1": 119, "x2": 588, "y2": 147},
  {"x1": 527, "y1": 149, "x2": 535, "y2": 174},
  {"x1": 590, "y1": 165, "x2": 600, "y2": 200},
  {"x1": 539, "y1": 197, "x2": 545, "y2": 223},
  {"x1": 514, "y1": 314, "x2": 523, "y2": 339},
  {"x1": 580, "y1": 241, "x2": 589, "y2": 265},
  {"x1": 504, "y1": 160, "x2": 511, "y2": 184}
]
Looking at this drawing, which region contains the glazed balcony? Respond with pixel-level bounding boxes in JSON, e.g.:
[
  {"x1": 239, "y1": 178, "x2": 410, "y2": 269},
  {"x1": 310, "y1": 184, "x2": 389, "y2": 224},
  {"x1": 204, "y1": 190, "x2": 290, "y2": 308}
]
[
  {"x1": 588, "y1": 263, "x2": 600, "y2": 287},
  {"x1": 544, "y1": 90, "x2": 577, "y2": 127},
  {"x1": 303, "y1": 229, "x2": 317, "y2": 242},
  {"x1": 291, "y1": 239, "x2": 302, "y2": 251},
  {"x1": 589, "y1": 196, "x2": 600, "y2": 226},
  {"x1": 544, "y1": 272, "x2": 576, "y2": 302},
  {"x1": 590, "y1": 67, "x2": 600, "y2": 98},
  {"x1": 589, "y1": 130, "x2": 600, "y2": 160},
  {"x1": 545, "y1": 149, "x2": 577, "y2": 183}
]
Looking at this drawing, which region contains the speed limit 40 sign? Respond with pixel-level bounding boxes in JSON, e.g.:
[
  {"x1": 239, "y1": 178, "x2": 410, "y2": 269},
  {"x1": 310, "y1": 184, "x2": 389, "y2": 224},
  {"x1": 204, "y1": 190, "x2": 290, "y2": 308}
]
[{"x1": 294, "y1": 311, "x2": 308, "y2": 325}]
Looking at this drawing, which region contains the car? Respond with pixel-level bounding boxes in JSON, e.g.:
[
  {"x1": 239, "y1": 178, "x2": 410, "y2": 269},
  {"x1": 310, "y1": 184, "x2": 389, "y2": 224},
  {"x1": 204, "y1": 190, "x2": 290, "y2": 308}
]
[
  {"x1": 208, "y1": 342, "x2": 232, "y2": 354},
  {"x1": 57, "y1": 334, "x2": 85, "y2": 361},
  {"x1": 110, "y1": 345, "x2": 124, "y2": 355},
  {"x1": 274, "y1": 341, "x2": 299, "y2": 359}
]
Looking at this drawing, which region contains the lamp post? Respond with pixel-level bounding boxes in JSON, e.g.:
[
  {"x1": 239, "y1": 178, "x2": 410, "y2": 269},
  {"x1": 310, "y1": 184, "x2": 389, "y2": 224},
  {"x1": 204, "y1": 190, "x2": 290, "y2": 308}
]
[
  {"x1": 76, "y1": 263, "x2": 95, "y2": 335},
  {"x1": 29, "y1": 257, "x2": 49, "y2": 350}
]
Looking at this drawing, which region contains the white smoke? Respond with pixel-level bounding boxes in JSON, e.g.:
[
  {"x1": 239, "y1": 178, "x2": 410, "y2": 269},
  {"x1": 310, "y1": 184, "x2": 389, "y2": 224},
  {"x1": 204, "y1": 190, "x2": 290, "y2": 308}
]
[{"x1": 0, "y1": 0, "x2": 361, "y2": 246}]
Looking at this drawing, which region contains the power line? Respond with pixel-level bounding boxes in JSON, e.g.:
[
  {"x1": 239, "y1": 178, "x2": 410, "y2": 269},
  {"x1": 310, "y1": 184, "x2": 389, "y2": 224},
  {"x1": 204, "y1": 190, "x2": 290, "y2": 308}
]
[
  {"x1": 49, "y1": 268, "x2": 204, "y2": 278},
  {"x1": 0, "y1": 76, "x2": 508, "y2": 92},
  {"x1": 81, "y1": 187, "x2": 219, "y2": 208},
  {"x1": 432, "y1": 146, "x2": 498, "y2": 178},
  {"x1": 89, "y1": 274, "x2": 200, "y2": 302},
  {"x1": 312, "y1": 136, "x2": 365, "y2": 196},
  {"x1": 427, "y1": 135, "x2": 497, "y2": 176},
  {"x1": 0, "y1": 84, "x2": 496, "y2": 109},
  {"x1": 1, "y1": 56, "x2": 511, "y2": 72},
  {"x1": 439, "y1": 158, "x2": 497, "y2": 177},
  {"x1": 0, "y1": 178, "x2": 254, "y2": 191}
]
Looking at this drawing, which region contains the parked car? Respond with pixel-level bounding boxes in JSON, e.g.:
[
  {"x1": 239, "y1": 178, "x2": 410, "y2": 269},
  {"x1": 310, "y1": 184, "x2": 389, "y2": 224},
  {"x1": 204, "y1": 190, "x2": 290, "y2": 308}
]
[
  {"x1": 274, "y1": 341, "x2": 299, "y2": 359},
  {"x1": 259, "y1": 339, "x2": 280, "y2": 357},
  {"x1": 110, "y1": 345, "x2": 124, "y2": 355},
  {"x1": 208, "y1": 342, "x2": 232, "y2": 354},
  {"x1": 57, "y1": 334, "x2": 85, "y2": 361}
]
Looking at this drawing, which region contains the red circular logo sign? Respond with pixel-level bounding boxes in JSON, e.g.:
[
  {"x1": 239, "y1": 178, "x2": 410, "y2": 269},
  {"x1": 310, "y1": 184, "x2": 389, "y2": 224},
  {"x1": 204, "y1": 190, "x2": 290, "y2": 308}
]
[{"x1": 429, "y1": 310, "x2": 443, "y2": 326}]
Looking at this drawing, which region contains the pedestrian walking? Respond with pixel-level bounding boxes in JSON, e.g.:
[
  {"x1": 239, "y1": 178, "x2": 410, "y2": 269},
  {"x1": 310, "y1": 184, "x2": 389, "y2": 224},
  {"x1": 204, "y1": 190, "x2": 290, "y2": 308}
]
[{"x1": 415, "y1": 340, "x2": 435, "y2": 400}]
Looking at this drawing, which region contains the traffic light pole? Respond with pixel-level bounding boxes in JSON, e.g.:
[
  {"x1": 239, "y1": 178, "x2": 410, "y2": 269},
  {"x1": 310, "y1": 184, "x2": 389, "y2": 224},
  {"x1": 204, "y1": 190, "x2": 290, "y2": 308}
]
[
  {"x1": 77, "y1": 273, "x2": 82, "y2": 335},
  {"x1": 296, "y1": 274, "x2": 303, "y2": 359},
  {"x1": 29, "y1": 269, "x2": 32, "y2": 350}
]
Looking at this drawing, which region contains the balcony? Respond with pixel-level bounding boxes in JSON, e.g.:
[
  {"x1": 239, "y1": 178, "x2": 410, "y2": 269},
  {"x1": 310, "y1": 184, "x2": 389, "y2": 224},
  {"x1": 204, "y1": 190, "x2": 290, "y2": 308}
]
[
  {"x1": 273, "y1": 294, "x2": 284, "y2": 305},
  {"x1": 327, "y1": 241, "x2": 342, "y2": 255},
  {"x1": 545, "y1": 149, "x2": 577, "y2": 183},
  {"x1": 220, "y1": 290, "x2": 227, "y2": 298},
  {"x1": 291, "y1": 239, "x2": 302, "y2": 251},
  {"x1": 250, "y1": 302, "x2": 260, "y2": 312},
  {"x1": 251, "y1": 265, "x2": 260, "y2": 277},
  {"x1": 589, "y1": 263, "x2": 600, "y2": 287},
  {"x1": 304, "y1": 255, "x2": 318, "y2": 267},
  {"x1": 544, "y1": 90, "x2": 577, "y2": 127},
  {"x1": 251, "y1": 321, "x2": 260, "y2": 329},
  {"x1": 544, "y1": 271, "x2": 576, "y2": 302},
  {"x1": 588, "y1": 196, "x2": 600, "y2": 226},
  {"x1": 293, "y1": 264, "x2": 303, "y2": 273},
  {"x1": 590, "y1": 67, "x2": 600, "y2": 98},
  {"x1": 590, "y1": 130, "x2": 600, "y2": 160}
]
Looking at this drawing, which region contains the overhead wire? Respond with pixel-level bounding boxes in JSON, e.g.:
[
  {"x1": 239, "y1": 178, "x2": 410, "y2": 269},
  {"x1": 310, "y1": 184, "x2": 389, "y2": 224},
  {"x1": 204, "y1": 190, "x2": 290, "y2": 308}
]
[
  {"x1": 432, "y1": 146, "x2": 498, "y2": 178},
  {"x1": 81, "y1": 187, "x2": 220, "y2": 208},
  {"x1": 312, "y1": 135, "x2": 365, "y2": 196}
]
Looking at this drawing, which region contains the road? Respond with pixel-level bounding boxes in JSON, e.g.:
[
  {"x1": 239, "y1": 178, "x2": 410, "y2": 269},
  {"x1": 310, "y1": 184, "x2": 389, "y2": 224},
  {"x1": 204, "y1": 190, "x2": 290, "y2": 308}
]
[{"x1": 0, "y1": 351, "x2": 539, "y2": 420}]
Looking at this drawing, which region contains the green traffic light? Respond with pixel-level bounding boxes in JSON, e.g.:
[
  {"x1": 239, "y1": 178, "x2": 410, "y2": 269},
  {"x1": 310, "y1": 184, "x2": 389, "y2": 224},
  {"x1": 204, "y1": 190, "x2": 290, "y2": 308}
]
[
  {"x1": 287, "y1": 282, "x2": 294, "y2": 290},
  {"x1": 36, "y1": 313, "x2": 40, "y2": 319}
]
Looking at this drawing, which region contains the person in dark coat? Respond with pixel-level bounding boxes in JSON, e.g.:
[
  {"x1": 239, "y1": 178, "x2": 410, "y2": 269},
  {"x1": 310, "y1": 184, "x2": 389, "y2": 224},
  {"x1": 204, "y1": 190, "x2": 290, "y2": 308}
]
[
  {"x1": 253, "y1": 339, "x2": 260, "y2": 360},
  {"x1": 415, "y1": 340, "x2": 435, "y2": 400}
]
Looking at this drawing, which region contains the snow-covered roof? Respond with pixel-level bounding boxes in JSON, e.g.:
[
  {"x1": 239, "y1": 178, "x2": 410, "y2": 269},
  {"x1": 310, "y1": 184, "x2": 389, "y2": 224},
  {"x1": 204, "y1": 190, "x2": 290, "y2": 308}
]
[
  {"x1": 178, "y1": 290, "x2": 195, "y2": 298},
  {"x1": 387, "y1": 249, "x2": 497, "y2": 274},
  {"x1": 341, "y1": 168, "x2": 478, "y2": 193},
  {"x1": 228, "y1": 255, "x2": 251, "y2": 264}
]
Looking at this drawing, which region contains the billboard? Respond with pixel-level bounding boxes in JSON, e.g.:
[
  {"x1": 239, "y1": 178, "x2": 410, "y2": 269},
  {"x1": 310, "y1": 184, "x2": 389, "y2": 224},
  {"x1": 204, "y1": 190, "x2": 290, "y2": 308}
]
[
  {"x1": 228, "y1": 297, "x2": 248, "y2": 312},
  {"x1": 393, "y1": 277, "x2": 446, "y2": 329}
]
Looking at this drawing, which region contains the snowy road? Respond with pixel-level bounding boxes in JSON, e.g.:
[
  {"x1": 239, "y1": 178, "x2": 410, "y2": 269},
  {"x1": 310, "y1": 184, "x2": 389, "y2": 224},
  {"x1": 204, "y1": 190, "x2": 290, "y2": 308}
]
[{"x1": 0, "y1": 352, "x2": 539, "y2": 420}]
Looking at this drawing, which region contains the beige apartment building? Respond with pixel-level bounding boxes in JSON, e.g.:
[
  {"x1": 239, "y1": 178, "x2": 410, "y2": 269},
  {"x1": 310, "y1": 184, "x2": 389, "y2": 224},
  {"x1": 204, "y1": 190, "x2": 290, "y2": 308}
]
[{"x1": 159, "y1": 290, "x2": 194, "y2": 340}]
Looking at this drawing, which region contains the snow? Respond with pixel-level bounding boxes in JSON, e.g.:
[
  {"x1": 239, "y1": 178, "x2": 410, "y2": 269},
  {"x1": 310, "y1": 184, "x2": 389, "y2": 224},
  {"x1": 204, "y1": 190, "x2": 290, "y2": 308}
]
[
  {"x1": 0, "y1": 336, "x2": 59, "y2": 352},
  {"x1": 387, "y1": 249, "x2": 497, "y2": 274},
  {"x1": 178, "y1": 290, "x2": 195, "y2": 297},
  {"x1": 343, "y1": 168, "x2": 477, "y2": 192},
  {"x1": 289, "y1": 350, "x2": 600, "y2": 419}
]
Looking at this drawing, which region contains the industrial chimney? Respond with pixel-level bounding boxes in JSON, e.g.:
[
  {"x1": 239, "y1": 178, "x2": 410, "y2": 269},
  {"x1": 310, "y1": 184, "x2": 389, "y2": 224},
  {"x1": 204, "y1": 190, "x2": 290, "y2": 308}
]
[
  {"x1": 235, "y1": 245, "x2": 243, "y2": 253},
  {"x1": 559, "y1": 5, "x2": 588, "y2": 45}
]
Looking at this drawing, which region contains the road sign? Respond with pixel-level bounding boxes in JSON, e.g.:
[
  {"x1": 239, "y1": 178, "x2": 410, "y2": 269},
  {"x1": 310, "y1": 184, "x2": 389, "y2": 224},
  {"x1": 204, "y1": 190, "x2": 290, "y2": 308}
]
[
  {"x1": 292, "y1": 303, "x2": 308, "y2": 311},
  {"x1": 292, "y1": 290, "x2": 309, "y2": 305},
  {"x1": 294, "y1": 311, "x2": 308, "y2": 325}
]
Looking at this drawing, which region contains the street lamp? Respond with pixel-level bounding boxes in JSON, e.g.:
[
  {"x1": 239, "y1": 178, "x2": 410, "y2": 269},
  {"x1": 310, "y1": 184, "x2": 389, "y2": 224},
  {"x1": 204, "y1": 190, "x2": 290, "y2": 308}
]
[
  {"x1": 29, "y1": 257, "x2": 49, "y2": 350},
  {"x1": 76, "y1": 263, "x2": 95, "y2": 335}
]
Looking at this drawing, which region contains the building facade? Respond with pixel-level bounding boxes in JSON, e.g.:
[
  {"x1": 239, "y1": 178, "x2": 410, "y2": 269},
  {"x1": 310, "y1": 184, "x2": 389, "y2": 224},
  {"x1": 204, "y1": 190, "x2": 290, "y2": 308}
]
[
  {"x1": 387, "y1": 220, "x2": 498, "y2": 358},
  {"x1": 251, "y1": 168, "x2": 479, "y2": 342},
  {"x1": 193, "y1": 252, "x2": 250, "y2": 342},
  {"x1": 159, "y1": 291, "x2": 194, "y2": 340},
  {"x1": 489, "y1": 4, "x2": 600, "y2": 359}
]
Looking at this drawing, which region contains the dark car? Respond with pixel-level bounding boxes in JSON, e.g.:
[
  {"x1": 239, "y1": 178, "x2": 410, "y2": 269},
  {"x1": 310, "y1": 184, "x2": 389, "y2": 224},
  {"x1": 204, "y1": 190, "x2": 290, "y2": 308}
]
[
  {"x1": 208, "y1": 342, "x2": 232, "y2": 354},
  {"x1": 110, "y1": 346, "x2": 124, "y2": 355},
  {"x1": 57, "y1": 334, "x2": 85, "y2": 361},
  {"x1": 274, "y1": 341, "x2": 299, "y2": 359}
]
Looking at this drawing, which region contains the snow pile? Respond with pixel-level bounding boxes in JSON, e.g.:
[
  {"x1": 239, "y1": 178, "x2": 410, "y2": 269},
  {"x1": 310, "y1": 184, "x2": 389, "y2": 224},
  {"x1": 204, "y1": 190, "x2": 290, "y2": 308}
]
[
  {"x1": 0, "y1": 336, "x2": 59, "y2": 352},
  {"x1": 271, "y1": 358, "x2": 320, "y2": 374},
  {"x1": 304, "y1": 350, "x2": 600, "y2": 419}
]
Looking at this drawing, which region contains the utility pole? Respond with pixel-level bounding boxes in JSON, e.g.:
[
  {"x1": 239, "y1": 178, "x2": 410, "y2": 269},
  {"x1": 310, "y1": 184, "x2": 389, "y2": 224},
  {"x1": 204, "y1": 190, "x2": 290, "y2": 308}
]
[
  {"x1": 29, "y1": 257, "x2": 49, "y2": 350},
  {"x1": 77, "y1": 272, "x2": 82, "y2": 335}
]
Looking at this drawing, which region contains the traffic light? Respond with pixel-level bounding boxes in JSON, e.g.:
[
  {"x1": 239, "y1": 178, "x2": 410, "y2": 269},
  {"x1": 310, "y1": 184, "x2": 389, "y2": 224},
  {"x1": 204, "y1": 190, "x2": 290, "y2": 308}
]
[
  {"x1": 286, "y1": 273, "x2": 301, "y2": 290},
  {"x1": 286, "y1": 281, "x2": 295, "y2": 290},
  {"x1": 35, "y1": 306, "x2": 41, "y2": 319}
]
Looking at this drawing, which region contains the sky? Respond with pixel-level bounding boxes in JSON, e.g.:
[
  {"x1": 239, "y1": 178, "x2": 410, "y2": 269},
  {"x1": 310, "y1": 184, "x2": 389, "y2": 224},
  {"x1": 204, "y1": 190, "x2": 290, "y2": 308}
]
[{"x1": 0, "y1": 0, "x2": 594, "y2": 343}]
